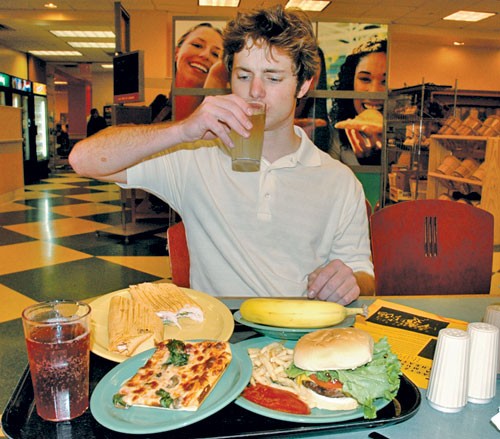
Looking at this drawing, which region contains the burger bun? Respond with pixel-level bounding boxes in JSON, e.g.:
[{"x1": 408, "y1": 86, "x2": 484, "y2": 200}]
[
  {"x1": 294, "y1": 327, "x2": 374, "y2": 371},
  {"x1": 303, "y1": 388, "x2": 359, "y2": 411}
]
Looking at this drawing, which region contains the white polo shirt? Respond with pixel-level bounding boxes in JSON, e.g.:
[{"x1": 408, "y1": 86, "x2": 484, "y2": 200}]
[{"x1": 123, "y1": 127, "x2": 373, "y2": 297}]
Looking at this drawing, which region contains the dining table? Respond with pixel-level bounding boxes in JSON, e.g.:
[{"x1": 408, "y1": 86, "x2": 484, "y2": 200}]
[{"x1": 2, "y1": 294, "x2": 500, "y2": 439}]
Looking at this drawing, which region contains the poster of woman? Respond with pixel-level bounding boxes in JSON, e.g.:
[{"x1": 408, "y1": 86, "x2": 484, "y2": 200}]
[
  {"x1": 171, "y1": 19, "x2": 227, "y2": 121},
  {"x1": 319, "y1": 23, "x2": 388, "y2": 166}
]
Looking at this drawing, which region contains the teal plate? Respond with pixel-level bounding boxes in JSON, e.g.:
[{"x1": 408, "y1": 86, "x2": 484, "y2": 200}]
[
  {"x1": 234, "y1": 336, "x2": 391, "y2": 423},
  {"x1": 233, "y1": 310, "x2": 355, "y2": 340},
  {"x1": 90, "y1": 343, "x2": 252, "y2": 434}
]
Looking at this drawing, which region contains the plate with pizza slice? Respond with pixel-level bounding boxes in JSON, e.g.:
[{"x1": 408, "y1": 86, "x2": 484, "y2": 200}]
[
  {"x1": 89, "y1": 284, "x2": 235, "y2": 363},
  {"x1": 90, "y1": 340, "x2": 252, "y2": 434}
]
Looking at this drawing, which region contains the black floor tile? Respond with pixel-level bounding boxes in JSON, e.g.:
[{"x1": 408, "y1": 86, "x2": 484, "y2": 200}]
[
  {"x1": 68, "y1": 180, "x2": 112, "y2": 187},
  {"x1": 38, "y1": 187, "x2": 105, "y2": 196},
  {"x1": 18, "y1": 197, "x2": 88, "y2": 208},
  {"x1": 0, "y1": 209, "x2": 68, "y2": 226},
  {"x1": 0, "y1": 258, "x2": 162, "y2": 302},
  {"x1": 0, "y1": 228, "x2": 37, "y2": 246},
  {"x1": 80, "y1": 211, "x2": 133, "y2": 226},
  {"x1": 51, "y1": 232, "x2": 167, "y2": 256}
]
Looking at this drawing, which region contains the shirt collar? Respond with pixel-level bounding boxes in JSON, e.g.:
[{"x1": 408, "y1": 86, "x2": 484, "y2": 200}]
[
  {"x1": 293, "y1": 126, "x2": 323, "y2": 167},
  {"x1": 261, "y1": 127, "x2": 322, "y2": 169}
]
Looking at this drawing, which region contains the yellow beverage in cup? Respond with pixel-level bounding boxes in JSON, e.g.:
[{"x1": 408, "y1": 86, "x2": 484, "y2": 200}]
[{"x1": 231, "y1": 101, "x2": 266, "y2": 172}]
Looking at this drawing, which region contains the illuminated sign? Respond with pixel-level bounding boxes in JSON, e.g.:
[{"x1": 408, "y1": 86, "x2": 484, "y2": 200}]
[
  {"x1": 33, "y1": 82, "x2": 47, "y2": 95},
  {"x1": 0, "y1": 73, "x2": 10, "y2": 87},
  {"x1": 11, "y1": 76, "x2": 32, "y2": 92}
]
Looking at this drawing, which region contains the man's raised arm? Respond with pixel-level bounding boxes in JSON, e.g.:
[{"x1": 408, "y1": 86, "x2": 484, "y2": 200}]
[{"x1": 69, "y1": 94, "x2": 253, "y2": 182}]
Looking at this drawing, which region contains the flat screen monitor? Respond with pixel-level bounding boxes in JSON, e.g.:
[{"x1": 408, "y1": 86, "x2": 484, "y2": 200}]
[{"x1": 113, "y1": 50, "x2": 144, "y2": 104}]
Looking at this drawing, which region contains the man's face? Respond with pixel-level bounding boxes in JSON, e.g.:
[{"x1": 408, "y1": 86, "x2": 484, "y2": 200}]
[{"x1": 230, "y1": 41, "x2": 311, "y2": 132}]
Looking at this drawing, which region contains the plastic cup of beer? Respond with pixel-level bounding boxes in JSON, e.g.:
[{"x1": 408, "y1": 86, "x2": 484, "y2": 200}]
[
  {"x1": 231, "y1": 100, "x2": 266, "y2": 172},
  {"x1": 22, "y1": 300, "x2": 91, "y2": 421}
]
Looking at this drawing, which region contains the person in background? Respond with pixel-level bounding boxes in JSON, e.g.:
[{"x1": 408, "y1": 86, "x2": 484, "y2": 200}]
[
  {"x1": 149, "y1": 93, "x2": 171, "y2": 123},
  {"x1": 328, "y1": 37, "x2": 387, "y2": 166},
  {"x1": 86, "y1": 108, "x2": 108, "y2": 137},
  {"x1": 56, "y1": 123, "x2": 71, "y2": 157},
  {"x1": 70, "y1": 5, "x2": 374, "y2": 305}
]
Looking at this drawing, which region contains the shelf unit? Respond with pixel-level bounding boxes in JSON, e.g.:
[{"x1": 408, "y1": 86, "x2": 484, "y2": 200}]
[
  {"x1": 430, "y1": 89, "x2": 500, "y2": 119},
  {"x1": 426, "y1": 134, "x2": 500, "y2": 244},
  {"x1": 384, "y1": 83, "x2": 450, "y2": 203},
  {"x1": 386, "y1": 84, "x2": 450, "y2": 170}
]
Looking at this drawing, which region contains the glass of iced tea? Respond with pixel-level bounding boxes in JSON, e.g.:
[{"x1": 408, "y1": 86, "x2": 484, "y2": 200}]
[
  {"x1": 230, "y1": 99, "x2": 266, "y2": 172},
  {"x1": 22, "y1": 300, "x2": 91, "y2": 421}
]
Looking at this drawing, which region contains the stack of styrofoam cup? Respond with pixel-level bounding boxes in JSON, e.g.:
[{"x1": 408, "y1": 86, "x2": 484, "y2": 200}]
[
  {"x1": 427, "y1": 328, "x2": 470, "y2": 413},
  {"x1": 467, "y1": 322, "x2": 499, "y2": 403}
]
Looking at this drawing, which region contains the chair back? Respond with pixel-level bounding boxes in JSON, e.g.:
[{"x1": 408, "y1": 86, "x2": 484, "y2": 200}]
[
  {"x1": 167, "y1": 221, "x2": 190, "y2": 288},
  {"x1": 370, "y1": 200, "x2": 494, "y2": 295}
]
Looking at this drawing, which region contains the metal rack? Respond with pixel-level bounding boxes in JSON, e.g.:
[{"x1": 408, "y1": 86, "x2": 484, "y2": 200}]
[{"x1": 384, "y1": 82, "x2": 451, "y2": 203}]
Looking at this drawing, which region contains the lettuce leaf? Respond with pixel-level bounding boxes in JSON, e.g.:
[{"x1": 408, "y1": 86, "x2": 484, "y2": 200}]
[{"x1": 286, "y1": 337, "x2": 401, "y2": 419}]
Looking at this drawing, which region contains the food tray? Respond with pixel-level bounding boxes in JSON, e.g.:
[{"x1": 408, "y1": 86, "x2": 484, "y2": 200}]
[{"x1": 1, "y1": 322, "x2": 421, "y2": 439}]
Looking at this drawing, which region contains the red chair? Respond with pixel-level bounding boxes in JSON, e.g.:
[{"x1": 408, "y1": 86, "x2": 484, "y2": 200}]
[
  {"x1": 370, "y1": 200, "x2": 494, "y2": 295},
  {"x1": 167, "y1": 221, "x2": 190, "y2": 288}
]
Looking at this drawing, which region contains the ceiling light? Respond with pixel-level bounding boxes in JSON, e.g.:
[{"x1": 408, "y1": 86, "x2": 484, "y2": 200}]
[
  {"x1": 285, "y1": 0, "x2": 330, "y2": 12},
  {"x1": 44, "y1": 3, "x2": 58, "y2": 8},
  {"x1": 453, "y1": 41, "x2": 465, "y2": 46},
  {"x1": 54, "y1": 80, "x2": 68, "y2": 85},
  {"x1": 101, "y1": 64, "x2": 114, "y2": 69},
  {"x1": 51, "y1": 30, "x2": 115, "y2": 38},
  {"x1": 68, "y1": 42, "x2": 116, "y2": 49},
  {"x1": 443, "y1": 10, "x2": 495, "y2": 22},
  {"x1": 198, "y1": 0, "x2": 239, "y2": 6},
  {"x1": 29, "y1": 50, "x2": 82, "y2": 56}
]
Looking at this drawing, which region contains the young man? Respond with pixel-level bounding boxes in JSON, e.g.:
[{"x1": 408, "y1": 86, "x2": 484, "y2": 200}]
[{"x1": 70, "y1": 5, "x2": 374, "y2": 305}]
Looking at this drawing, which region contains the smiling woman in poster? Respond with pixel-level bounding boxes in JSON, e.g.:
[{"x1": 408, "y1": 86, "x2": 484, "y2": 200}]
[
  {"x1": 151, "y1": 22, "x2": 224, "y2": 123},
  {"x1": 328, "y1": 37, "x2": 387, "y2": 166}
]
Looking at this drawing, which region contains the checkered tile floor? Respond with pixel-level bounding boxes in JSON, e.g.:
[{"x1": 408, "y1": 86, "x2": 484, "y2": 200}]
[{"x1": 0, "y1": 172, "x2": 172, "y2": 416}]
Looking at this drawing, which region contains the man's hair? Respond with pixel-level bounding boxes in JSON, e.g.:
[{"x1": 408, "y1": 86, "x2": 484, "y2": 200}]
[{"x1": 222, "y1": 5, "x2": 319, "y2": 93}]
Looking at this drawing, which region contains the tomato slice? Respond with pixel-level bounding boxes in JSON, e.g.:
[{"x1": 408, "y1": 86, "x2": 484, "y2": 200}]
[
  {"x1": 242, "y1": 383, "x2": 311, "y2": 415},
  {"x1": 309, "y1": 374, "x2": 343, "y2": 390}
]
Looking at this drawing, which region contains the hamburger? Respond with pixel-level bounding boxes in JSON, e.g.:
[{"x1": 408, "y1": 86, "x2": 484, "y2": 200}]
[{"x1": 286, "y1": 327, "x2": 401, "y2": 419}]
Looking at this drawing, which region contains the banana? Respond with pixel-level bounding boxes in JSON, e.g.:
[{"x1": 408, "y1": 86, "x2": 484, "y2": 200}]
[{"x1": 239, "y1": 298, "x2": 367, "y2": 328}]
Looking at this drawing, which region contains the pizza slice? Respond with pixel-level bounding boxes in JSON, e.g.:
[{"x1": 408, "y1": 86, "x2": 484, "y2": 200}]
[{"x1": 113, "y1": 339, "x2": 232, "y2": 411}]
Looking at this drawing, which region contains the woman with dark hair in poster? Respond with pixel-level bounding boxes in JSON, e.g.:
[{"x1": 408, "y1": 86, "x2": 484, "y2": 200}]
[{"x1": 329, "y1": 37, "x2": 387, "y2": 166}]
